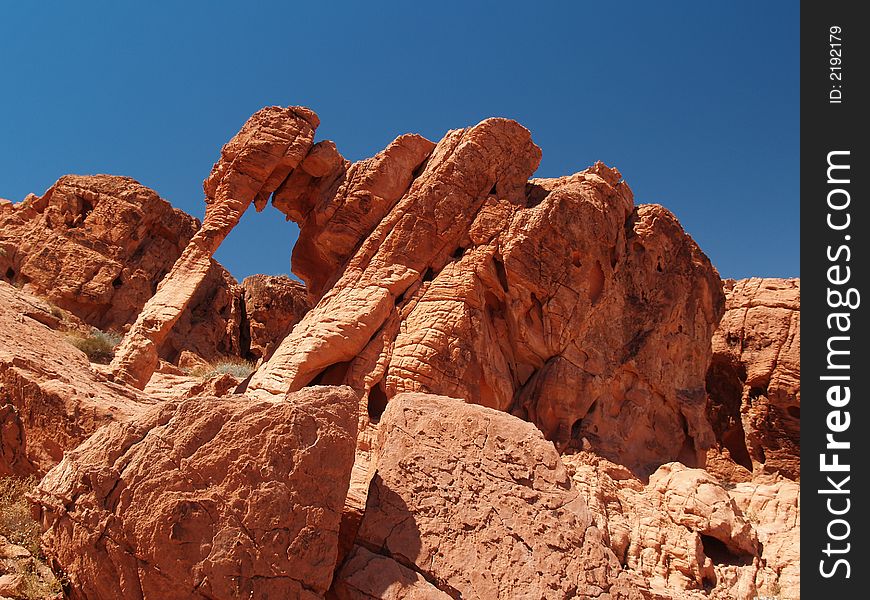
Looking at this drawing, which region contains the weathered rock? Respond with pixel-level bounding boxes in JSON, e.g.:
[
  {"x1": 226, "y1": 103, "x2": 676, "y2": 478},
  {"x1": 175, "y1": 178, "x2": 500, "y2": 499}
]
[
  {"x1": 274, "y1": 134, "x2": 435, "y2": 299},
  {"x1": 729, "y1": 477, "x2": 800, "y2": 597},
  {"x1": 33, "y1": 386, "x2": 359, "y2": 600},
  {"x1": 340, "y1": 393, "x2": 642, "y2": 599},
  {"x1": 252, "y1": 115, "x2": 724, "y2": 477},
  {"x1": 110, "y1": 106, "x2": 319, "y2": 388},
  {"x1": 331, "y1": 546, "x2": 453, "y2": 600},
  {"x1": 564, "y1": 452, "x2": 796, "y2": 599},
  {"x1": 0, "y1": 281, "x2": 150, "y2": 476},
  {"x1": 706, "y1": 278, "x2": 800, "y2": 480},
  {"x1": 241, "y1": 274, "x2": 311, "y2": 361},
  {"x1": 0, "y1": 175, "x2": 242, "y2": 363}
]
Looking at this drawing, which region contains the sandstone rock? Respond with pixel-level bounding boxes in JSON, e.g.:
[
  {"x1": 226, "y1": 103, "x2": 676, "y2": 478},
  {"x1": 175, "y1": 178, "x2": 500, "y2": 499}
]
[
  {"x1": 33, "y1": 386, "x2": 359, "y2": 600},
  {"x1": 564, "y1": 452, "x2": 795, "y2": 599},
  {"x1": 340, "y1": 393, "x2": 641, "y2": 599},
  {"x1": 331, "y1": 546, "x2": 453, "y2": 600},
  {"x1": 0, "y1": 573, "x2": 25, "y2": 598},
  {"x1": 0, "y1": 281, "x2": 150, "y2": 476},
  {"x1": 0, "y1": 175, "x2": 242, "y2": 363},
  {"x1": 241, "y1": 274, "x2": 311, "y2": 361},
  {"x1": 706, "y1": 278, "x2": 800, "y2": 479},
  {"x1": 729, "y1": 477, "x2": 800, "y2": 597},
  {"x1": 111, "y1": 106, "x2": 319, "y2": 388},
  {"x1": 275, "y1": 134, "x2": 436, "y2": 299},
  {"x1": 252, "y1": 115, "x2": 723, "y2": 477}
]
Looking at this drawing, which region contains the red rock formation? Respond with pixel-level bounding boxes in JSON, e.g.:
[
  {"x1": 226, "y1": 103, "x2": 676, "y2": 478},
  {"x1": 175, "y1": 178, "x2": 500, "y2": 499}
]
[
  {"x1": 33, "y1": 386, "x2": 359, "y2": 600},
  {"x1": 564, "y1": 451, "x2": 797, "y2": 600},
  {"x1": 0, "y1": 175, "x2": 242, "y2": 362},
  {"x1": 0, "y1": 281, "x2": 150, "y2": 477},
  {"x1": 241, "y1": 274, "x2": 310, "y2": 361},
  {"x1": 252, "y1": 117, "x2": 724, "y2": 477},
  {"x1": 705, "y1": 278, "x2": 800, "y2": 480},
  {"x1": 2, "y1": 105, "x2": 799, "y2": 599},
  {"x1": 335, "y1": 393, "x2": 646, "y2": 599},
  {"x1": 110, "y1": 106, "x2": 318, "y2": 388}
]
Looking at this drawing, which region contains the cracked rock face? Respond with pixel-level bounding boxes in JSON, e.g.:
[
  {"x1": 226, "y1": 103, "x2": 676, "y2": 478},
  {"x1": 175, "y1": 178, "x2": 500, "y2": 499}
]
[
  {"x1": 705, "y1": 278, "x2": 800, "y2": 480},
  {"x1": 0, "y1": 175, "x2": 242, "y2": 363},
  {"x1": 241, "y1": 274, "x2": 311, "y2": 362},
  {"x1": 564, "y1": 453, "x2": 797, "y2": 600},
  {"x1": 251, "y1": 114, "x2": 724, "y2": 478},
  {"x1": 336, "y1": 393, "x2": 643, "y2": 600},
  {"x1": 32, "y1": 386, "x2": 359, "y2": 600},
  {"x1": 110, "y1": 106, "x2": 318, "y2": 388},
  {"x1": 0, "y1": 281, "x2": 150, "y2": 476}
]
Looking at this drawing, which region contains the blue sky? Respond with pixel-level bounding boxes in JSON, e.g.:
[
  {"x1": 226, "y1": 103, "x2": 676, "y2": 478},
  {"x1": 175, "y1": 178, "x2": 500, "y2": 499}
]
[{"x1": 0, "y1": 1, "x2": 798, "y2": 280}]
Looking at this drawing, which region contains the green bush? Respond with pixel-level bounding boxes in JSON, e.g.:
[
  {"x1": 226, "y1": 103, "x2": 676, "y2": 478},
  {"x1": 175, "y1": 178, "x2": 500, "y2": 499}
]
[{"x1": 67, "y1": 329, "x2": 122, "y2": 364}]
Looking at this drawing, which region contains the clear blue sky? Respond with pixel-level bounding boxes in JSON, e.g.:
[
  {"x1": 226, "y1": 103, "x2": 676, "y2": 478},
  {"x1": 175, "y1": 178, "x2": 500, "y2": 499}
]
[{"x1": 0, "y1": 1, "x2": 798, "y2": 281}]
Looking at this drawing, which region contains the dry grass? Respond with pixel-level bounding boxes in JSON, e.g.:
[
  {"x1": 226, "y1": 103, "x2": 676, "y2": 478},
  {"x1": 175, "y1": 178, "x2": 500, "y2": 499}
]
[
  {"x1": 0, "y1": 476, "x2": 65, "y2": 598},
  {"x1": 66, "y1": 329, "x2": 122, "y2": 364},
  {"x1": 0, "y1": 475, "x2": 40, "y2": 556},
  {"x1": 190, "y1": 357, "x2": 257, "y2": 380}
]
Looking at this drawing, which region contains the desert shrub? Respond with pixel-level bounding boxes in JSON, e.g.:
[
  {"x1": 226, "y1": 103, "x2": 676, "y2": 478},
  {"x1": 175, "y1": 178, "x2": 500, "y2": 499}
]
[
  {"x1": 0, "y1": 475, "x2": 41, "y2": 556},
  {"x1": 192, "y1": 357, "x2": 257, "y2": 380},
  {"x1": 66, "y1": 329, "x2": 122, "y2": 364},
  {"x1": 0, "y1": 477, "x2": 65, "y2": 598}
]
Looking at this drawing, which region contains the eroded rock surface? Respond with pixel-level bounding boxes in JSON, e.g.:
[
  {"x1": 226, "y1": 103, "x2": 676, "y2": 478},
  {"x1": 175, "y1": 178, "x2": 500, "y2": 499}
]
[
  {"x1": 564, "y1": 452, "x2": 797, "y2": 600},
  {"x1": 241, "y1": 274, "x2": 310, "y2": 361},
  {"x1": 0, "y1": 281, "x2": 150, "y2": 476},
  {"x1": 33, "y1": 386, "x2": 359, "y2": 600},
  {"x1": 705, "y1": 278, "x2": 800, "y2": 480},
  {"x1": 110, "y1": 106, "x2": 319, "y2": 388},
  {"x1": 0, "y1": 175, "x2": 242, "y2": 363},
  {"x1": 252, "y1": 116, "x2": 724, "y2": 477},
  {"x1": 337, "y1": 393, "x2": 644, "y2": 600}
]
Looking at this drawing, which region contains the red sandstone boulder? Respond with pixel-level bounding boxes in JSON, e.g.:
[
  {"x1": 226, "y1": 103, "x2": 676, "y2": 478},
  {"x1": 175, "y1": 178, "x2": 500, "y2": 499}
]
[
  {"x1": 564, "y1": 452, "x2": 796, "y2": 600},
  {"x1": 32, "y1": 386, "x2": 359, "y2": 600},
  {"x1": 335, "y1": 393, "x2": 645, "y2": 600},
  {"x1": 252, "y1": 116, "x2": 724, "y2": 479}
]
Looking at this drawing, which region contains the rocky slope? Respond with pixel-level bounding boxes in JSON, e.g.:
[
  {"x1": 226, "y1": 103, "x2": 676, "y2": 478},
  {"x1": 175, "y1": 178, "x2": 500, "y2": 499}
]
[{"x1": 0, "y1": 105, "x2": 799, "y2": 600}]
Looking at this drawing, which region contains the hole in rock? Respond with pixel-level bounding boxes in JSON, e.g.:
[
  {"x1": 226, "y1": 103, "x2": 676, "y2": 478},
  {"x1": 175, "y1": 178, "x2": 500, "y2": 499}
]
[
  {"x1": 493, "y1": 257, "x2": 509, "y2": 292},
  {"x1": 308, "y1": 360, "x2": 352, "y2": 387},
  {"x1": 421, "y1": 267, "x2": 435, "y2": 283},
  {"x1": 367, "y1": 383, "x2": 389, "y2": 422},
  {"x1": 570, "y1": 418, "x2": 584, "y2": 440},
  {"x1": 700, "y1": 535, "x2": 753, "y2": 567},
  {"x1": 786, "y1": 405, "x2": 800, "y2": 419},
  {"x1": 589, "y1": 260, "x2": 605, "y2": 304},
  {"x1": 112, "y1": 276, "x2": 123, "y2": 288},
  {"x1": 452, "y1": 246, "x2": 466, "y2": 260},
  {"x1": 77, "y1": 195, "x2": 95, "y2": 224},
  {"x1": 489, "y1": 184, "x2": 498, "y2": 196},
  {"x1": 655, "y1": 258, "x2": 663, "y2": 272},
  {"x1": 525, "y1": 182, "x2": 548, "y2": 208},
  {"x1": 4, "y1": 267, "x2": 14, "y2": 281},
  {"x1": 748, "y1": 386, "x2": 767, "y2": 401}
]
